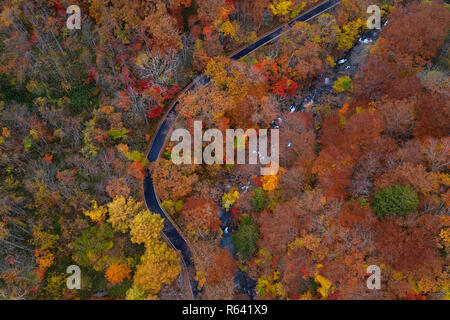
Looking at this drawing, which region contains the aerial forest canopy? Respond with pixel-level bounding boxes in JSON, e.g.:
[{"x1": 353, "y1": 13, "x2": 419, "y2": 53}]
[{"x1": 0, "y1": 0, "x2": 449, "y2": 301}]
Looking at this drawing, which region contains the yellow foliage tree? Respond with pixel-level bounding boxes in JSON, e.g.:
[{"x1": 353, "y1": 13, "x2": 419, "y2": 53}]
[
  {"x1": 270, "y1": 1, "x2": 293, "y2": 17},
  {"x1": 439, "y1": 228, "x2": 450, "y2": 248},
  {"x1": 205, "y1": 56, "x2": 250, "y2": 102},
  {"x1": 129, "y1": 211, "x2": 165, "y2": 247},
  {"x1": 2, "y1": 127, "x2": 10, "y2": 138},
  {"x1": 83, "y1": 200, "x2": 107, "y2": 223},
  {"x1": 124, "y1": 208, "x2": 181, "y2": 298},
  {"x1": 107, "y1": 196, "x2": 142, "y2": 233},
  {"x1": 217, "y1": 20, "x2": 239, "y2": 40},
  {"x1": 222, "y1": 189, "x2": 240, "y2": 209},
  {"x1": 133, "y1": 241, "x2": 181, "y2": 295},
  {"x1": 336, "y1": 18, "x2": 363, "y2": 51},
  {"x1": 315, "y1": 274, "x2": 334, "y2": 298},
  {"x1": 256, "y1": 272, "x2": 286, "y2": 299},
  {"x1": 195, "y1": 270, "x2": 208, "y2": 290},
  {"x1": 333, "y1": 76, "x2": 353, "y2": 93},
  {"x1": 0, "y1": 222, "x2": 8, "y2": 239},
  {"x1": 126, "y1": 285, "x2": 146, "y2": 300}
]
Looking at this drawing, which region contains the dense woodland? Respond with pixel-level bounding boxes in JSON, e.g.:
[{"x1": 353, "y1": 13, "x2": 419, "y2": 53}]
[{"x1": 0, "y1": 0, "x2": 449, "y2": 300}]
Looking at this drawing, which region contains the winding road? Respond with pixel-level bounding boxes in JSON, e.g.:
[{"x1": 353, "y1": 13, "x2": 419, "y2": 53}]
[{"x1": 143, "y1": 0, "x2": 341, "y2": 299}]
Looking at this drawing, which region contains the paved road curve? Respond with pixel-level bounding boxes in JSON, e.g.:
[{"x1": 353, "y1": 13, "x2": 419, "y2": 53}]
[{"x1": 144, "y1": 0, "x2": 341, "y2": 299}]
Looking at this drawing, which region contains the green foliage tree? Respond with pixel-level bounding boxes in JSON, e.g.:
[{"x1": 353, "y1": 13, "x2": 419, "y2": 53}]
[
  {"x1": 41, "y1": 272, "x2": 67, "y2": 300},
  {"x1": 371, "y1": 185, "x2": 419, "y2": 218},
  {"x1": 68, "y1": 84, "x2": 99, "y2": 115},
  {"x1": 333, "y1": 76, "x2": 353, "y2": 93},
  {"x1": 252, "y1": 187, "x2": 267, "y2": 212},
  {"x1": 161, "y1": 199, "x2": 183, "y2": 215},
  {"x1": 126, "y1": 285, "x2": 147, "y2": 300},
  {"x1": 232, "y1": 216, "x2": 259, "y2": 261},
  {"x1": 70, "y1": 223, "x2": 117, "y2": 272},
  {"x1": 108, "y1": 128, "x2": 129, "y2": 140}
]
